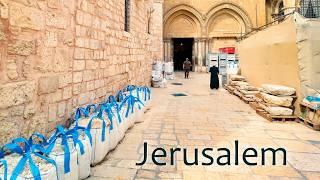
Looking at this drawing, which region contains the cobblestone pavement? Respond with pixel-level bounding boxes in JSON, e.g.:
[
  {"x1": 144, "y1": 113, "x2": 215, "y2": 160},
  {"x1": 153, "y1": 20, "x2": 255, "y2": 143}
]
[{"x1": 90, "y1": 72, "x2": 320, "y2": 180}]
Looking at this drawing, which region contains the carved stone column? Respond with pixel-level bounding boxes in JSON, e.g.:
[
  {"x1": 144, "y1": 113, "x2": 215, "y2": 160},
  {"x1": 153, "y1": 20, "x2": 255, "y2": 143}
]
[{"x1": 163, "y1": 38, "x2": 172, "y2": 62}]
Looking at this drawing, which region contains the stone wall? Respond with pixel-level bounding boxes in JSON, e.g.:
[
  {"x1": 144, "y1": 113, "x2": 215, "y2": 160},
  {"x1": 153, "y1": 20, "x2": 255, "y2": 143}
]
[{"x1": 0, "y1": 0, "x2": 163, "y2": 145}]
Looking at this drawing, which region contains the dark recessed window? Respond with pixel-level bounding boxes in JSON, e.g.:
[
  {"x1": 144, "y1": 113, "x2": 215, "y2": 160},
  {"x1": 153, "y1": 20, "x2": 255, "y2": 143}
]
[
  {"x1": 124, "y1": 0, "x2": 130, "y2": 32},
  {"x1": 299, "y1": 0, "x2": 320, "y2": 18}
]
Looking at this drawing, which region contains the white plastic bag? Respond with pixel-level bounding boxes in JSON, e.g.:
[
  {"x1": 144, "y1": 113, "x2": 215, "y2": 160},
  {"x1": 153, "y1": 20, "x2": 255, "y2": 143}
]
[
  {"x1": 152, "y1": 61, "x2": 163, "y2": 71},
  {"x1": 47, "y1": 128, "x2": 79, "y2": 180},
  {"x1": 100, "y1": 103, "x2": 120, "y2": 151},
  {"x1": 164, "y1": 62, "x2": 174, "y2": 73},
  {"x1": 49, "y1": 145, "x2": 78, "y2": 180},
  {"x1": 86, "y1": 114, "x2": 111, "y2": 165},
  {"x1": 75, "y1": 131, "x2": 92, "y2": 179}
]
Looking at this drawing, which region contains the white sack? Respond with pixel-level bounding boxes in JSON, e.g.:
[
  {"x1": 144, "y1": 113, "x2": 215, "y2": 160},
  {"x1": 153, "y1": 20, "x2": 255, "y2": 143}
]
[
  {"x1": 262, "y1": 84, "x2": 296, "y2": 96},
  {"x1": 164, "y1": 62, "x2": 174, "y2": 73},
  {"x1": 266, "y1": 107, "x2": 293, "y2": 116},
  {"x1": 77, "y1": 133, "x2": 92, "y2": 180},
  {"x1": 261, "y1": 93, "x2": 293, "y2": 107},
  {"x1": 1, "y1": 154, "x2": 57, "y2": 180},
  {"x1": 49, "y1": 142, "x2": 79, "y2": 180}
]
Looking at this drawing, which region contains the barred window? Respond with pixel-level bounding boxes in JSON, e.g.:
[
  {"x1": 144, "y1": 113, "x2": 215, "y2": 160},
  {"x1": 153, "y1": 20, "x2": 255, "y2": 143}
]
[
  {"x1": 125, "y1": 0, "x2": 130, "y2": 32},
  {"x1": 299, "y1": 0, "x2": 320, "y2": 18}
]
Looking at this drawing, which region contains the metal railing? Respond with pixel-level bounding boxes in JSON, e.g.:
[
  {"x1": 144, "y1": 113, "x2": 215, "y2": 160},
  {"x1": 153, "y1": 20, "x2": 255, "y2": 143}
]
[
  {"x1": 299, "y1": 0, "x2": 320, "y2": 18},
  {"x1": 238, "y1": 9, "x2": 296, "y2": 41}
]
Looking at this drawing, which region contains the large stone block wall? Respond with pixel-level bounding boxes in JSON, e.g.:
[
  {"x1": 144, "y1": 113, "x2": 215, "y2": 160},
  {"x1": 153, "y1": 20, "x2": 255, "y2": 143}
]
[{"x1": 0, "y1": 0, "x2": 163, "y2": 145}]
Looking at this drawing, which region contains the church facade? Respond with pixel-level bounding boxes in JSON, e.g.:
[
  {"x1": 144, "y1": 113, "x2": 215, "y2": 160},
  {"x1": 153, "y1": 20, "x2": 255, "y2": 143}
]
[{"x1": 163, "y1": 0, "x2": 301, "y2": 71}]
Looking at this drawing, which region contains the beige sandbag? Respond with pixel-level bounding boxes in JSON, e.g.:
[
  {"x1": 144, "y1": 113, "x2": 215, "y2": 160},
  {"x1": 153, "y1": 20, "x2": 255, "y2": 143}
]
[
  {"x1": 262, "y1": 84, "x2": 296, "y2": 96},
  {"x1": 230, "y1": 75, "x2": 246, "y2": 81},
  {"x1": 240, "y1": 90, "x2": 259, "y2": 95},
  {"x1": 230, "y1": 81, "x2": 249, "y2": 87},
  {"x1": 242, "y1": 85, "x2": 259, "y2": 91},
  {"x1": 266, "y1": 107, "x2": 293, "y2": 116},
  {"x1": 261, "y1": 93, "x2": 293, "y2": 107}
]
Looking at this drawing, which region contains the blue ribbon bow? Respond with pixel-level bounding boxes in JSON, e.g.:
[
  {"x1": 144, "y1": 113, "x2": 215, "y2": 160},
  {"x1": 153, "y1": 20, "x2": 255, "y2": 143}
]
[
  {"x1": 86, "y1": 110, "x2": 107, "y2": 142},
  {"x1": 0, "y1": 159, "x2": 7, "y2": 180},
  {"x1": 3, "y1": 137, "x2": 57, "y2": 180},
  {"x1": 46, "y1": 125, "x2": 79, "y2": 174}
]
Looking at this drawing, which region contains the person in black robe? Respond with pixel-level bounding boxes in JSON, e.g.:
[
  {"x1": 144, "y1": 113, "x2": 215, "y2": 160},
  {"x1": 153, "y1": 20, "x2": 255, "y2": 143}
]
[{"x1": 209, "y1": 66, "x2": 219, "y2": 89}]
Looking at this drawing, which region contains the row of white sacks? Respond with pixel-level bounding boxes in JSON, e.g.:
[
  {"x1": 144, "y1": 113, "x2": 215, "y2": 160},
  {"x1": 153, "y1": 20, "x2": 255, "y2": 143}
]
[{"x1": 0, "y1": 86, "x2": 151, "y2": 180}]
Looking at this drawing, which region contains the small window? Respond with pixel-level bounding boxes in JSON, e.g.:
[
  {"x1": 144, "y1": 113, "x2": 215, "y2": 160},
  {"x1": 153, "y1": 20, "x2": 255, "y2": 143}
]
[
  {"x1": 125, "y1": 0, "x2": 130, "y2": 32},
  {"x1": 299, "y1": 0, "x2": 320, "y2": 18}
]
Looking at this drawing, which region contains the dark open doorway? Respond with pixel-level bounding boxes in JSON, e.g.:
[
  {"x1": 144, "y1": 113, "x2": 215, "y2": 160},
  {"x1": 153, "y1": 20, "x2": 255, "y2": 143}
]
[{"x1": 173, "y1": 38, "x2": 193, "y2": 71}]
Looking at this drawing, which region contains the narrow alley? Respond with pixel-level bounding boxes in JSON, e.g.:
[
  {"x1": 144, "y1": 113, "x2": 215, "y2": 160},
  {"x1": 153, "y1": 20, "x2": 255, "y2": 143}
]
[{"x1": 90, "y1": 72, "x2": 320, "y2": 180}]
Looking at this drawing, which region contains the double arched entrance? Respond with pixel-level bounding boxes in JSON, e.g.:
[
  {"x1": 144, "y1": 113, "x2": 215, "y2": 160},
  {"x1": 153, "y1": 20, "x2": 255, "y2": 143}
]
[{"x1": 163, "y1": 3, "x2": 253, "y2": 72}]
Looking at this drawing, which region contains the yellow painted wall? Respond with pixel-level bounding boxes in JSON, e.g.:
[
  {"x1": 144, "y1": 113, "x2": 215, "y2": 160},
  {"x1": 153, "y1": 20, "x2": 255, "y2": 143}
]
[{"x1": 238, "y1": 16, "x2": 302, "y2": 112}]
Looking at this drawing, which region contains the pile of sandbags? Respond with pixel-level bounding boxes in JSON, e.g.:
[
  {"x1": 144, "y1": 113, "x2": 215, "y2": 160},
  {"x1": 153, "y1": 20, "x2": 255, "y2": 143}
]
[
  {"x1": 164, "y1": 62, "x2": 175, "y2": 80},
  {"x1": 0, "y1": 85, "x2": 152, "y2": 180},
  {"x1": 152, "y1": 61, "x2": 167, "y2": 88},
  {"x1": 258, "y1": 84, "x2": 296, "y2": 116},
  {"x1": 227, "y1": 75, "x2": 247, "y2": 95},
  {"x1": 239, "y1": 85, "x2": 260, "y2": 102},
  {"x1": 225, "y1": 75, "x2": 260, "y2": 103}
]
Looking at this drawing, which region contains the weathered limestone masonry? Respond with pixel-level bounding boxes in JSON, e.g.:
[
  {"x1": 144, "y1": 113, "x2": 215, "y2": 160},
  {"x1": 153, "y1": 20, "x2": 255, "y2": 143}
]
[{"x1": 0, "y1": 0, "x2": 163, "y2": 145}]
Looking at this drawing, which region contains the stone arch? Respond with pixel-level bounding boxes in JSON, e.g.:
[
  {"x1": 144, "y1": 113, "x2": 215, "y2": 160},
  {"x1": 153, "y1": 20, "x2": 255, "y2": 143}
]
[
  {"x1": 207, "y1": 10, "x2": 247, "y2": 37},
  {"x1": 205, "y1": 2, "x2": 253, "y2": 34},
  {"x1": 163, "y1": 4, "x2": 203, "y2": 38}
]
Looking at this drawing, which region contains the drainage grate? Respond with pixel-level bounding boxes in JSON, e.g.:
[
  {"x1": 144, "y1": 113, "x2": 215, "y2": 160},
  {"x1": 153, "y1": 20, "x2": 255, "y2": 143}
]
[
  {"x1": 172, "y1": 93, "x2": 188, "y2": 97},
  {"x1": 172, "y1": 82, "x2": 183, "y2": 86}
]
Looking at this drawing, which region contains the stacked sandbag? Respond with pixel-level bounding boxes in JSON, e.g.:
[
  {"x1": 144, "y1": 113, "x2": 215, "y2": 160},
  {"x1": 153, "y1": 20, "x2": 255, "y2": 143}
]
[
  {"x1": 164, "y1": 62, "x2": 175, "y2": 80},
  {"x1": 0, "y1": 138, "x2": 58, "y2": 180},
  {"x1": 77, "y1": 110, "x2": 111, "y2": 166},
  {"x1": 68, "y1": 127, "x2": 92, "y2": 179},
  {"x1": 259, "y1": 84, "x2": 296, "y2": 116},
  {"x1": 239, "y1": 85, "x2": 260, "y2": 102},
  {"x1": 226, "y1": 75, "x2": 247, "y2": 97},
  {"x1": 47, "y1": 126, "x2": 79, "y2": 180},
  {"x1": 152, "y1": 61, "x2": 167, "y2": 88}
]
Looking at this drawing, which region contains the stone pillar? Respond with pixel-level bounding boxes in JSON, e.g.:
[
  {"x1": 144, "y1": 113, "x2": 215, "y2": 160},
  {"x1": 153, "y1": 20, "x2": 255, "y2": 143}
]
[
  {"x1": 163, "y1": 38, "x2": 171, "y2": 62},
  {"x1": 198, "y1": 41, "x2": 202, "y2": 67},
  {"x1": 204, "y1": 38, "x2": 210, "y2": 66},
  {"x1": 195, "y1": 38, "x2": 208, "y2": 72}
]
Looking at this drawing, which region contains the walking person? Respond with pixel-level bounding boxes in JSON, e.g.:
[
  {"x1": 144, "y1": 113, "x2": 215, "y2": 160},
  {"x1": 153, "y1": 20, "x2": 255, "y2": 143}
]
[
  {"x1": 209, "y1": 65, "x2": 219, "y2": 89},
  {"x1": 183, "y1": 58, "x2": 192, "y2": 79}
]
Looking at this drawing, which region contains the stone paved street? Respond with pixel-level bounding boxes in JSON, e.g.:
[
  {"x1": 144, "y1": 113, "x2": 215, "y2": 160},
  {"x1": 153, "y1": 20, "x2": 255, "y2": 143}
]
[{"x1": 90, "y1": 72, "x2": 320, "y2": 180}]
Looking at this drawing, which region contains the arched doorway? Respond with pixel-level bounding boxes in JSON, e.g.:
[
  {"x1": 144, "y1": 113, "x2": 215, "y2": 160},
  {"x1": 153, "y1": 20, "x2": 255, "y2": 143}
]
[
  {"x1": 205, "y1": 3, "x2": 252, "y2": 53},
  {"x1": 163, "y1": 6, "x2": 202, "y2": 71},
  {"x1": 163, "y1": 3, "x2": 252, "y2": 72}
]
